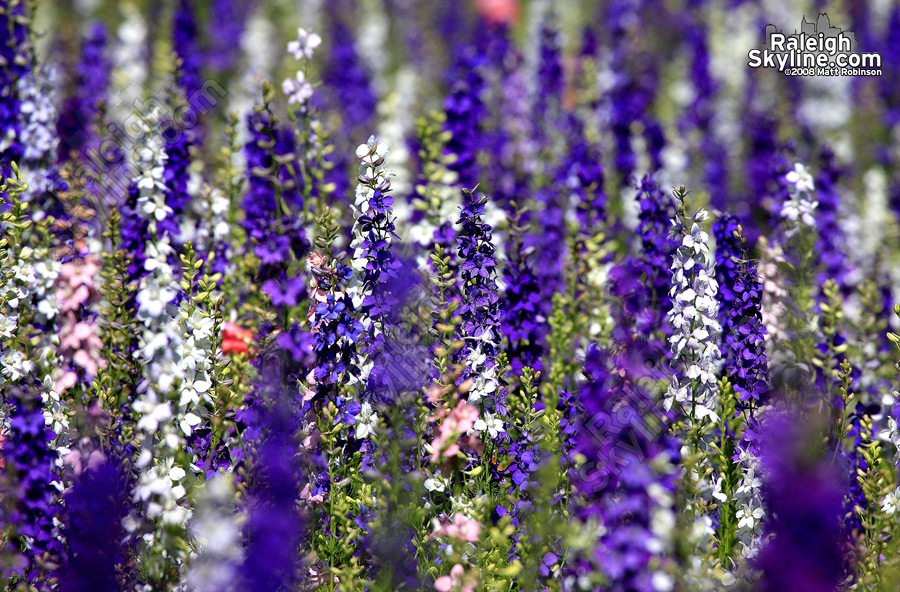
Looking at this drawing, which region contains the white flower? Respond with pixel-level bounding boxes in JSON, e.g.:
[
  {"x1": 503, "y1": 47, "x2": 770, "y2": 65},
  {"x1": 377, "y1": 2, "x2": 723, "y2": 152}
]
[
  {"x1": 355, "y1": 135, "x2": 389, "y2": 165},
  {"x1": 355, "y1": 402, "x2": 379, "y2": 439},
  {"x1": 136, "y1": 281, "x2": 178, "y2": 318},
  {"x1": 287, "y1": 28, "x2": 322, "y2": 60},
  {"x1": 424, "y1": 478, "x2": 446, "y2": 492},
  {"x1": 881, "y1": 487, "x2": 900, "y2": 516},
  {"x1": 472, "y1": 411, "x2": 504, "y2": 439},
  {"x1": 135, "y1": 400, "x2": 173, "y2": 432},
  {"x1": 785, "y1": 162, "x2": 815, "y2": 193},
  {"x1": 0, "y1": 314, "x2": 17, "y2": 338},
  {"x1": 282, "y1": 71, "x2": 314, "y2": 106}
]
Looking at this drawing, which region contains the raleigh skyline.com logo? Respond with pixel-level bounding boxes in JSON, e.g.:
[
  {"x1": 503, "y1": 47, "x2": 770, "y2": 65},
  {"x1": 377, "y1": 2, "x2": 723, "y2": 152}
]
[{"x1": 748, "y1": 13, "x2": 882, "y2": 77}]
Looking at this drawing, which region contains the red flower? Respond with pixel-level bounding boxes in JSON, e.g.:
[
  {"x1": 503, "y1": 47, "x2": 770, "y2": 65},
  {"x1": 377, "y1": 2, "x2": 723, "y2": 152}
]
[{"x1": 222, "y1": 322, "x2": 253, "y2": 355}]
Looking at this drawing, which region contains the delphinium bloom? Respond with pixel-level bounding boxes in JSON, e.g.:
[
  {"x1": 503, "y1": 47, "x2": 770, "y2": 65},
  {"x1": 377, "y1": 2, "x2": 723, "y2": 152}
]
[
  {"x1": 0, "y1": 0, "x2": 30, "y2": 180},
  {"x1": 531, "y1": 13, "x2": 564, "y2": 143},
  {"x1": 0, "y1": 387, "x2": 62, "y2": 584},
  {"x1": 308, "y1": 255, "x2": 364, "y2": 400},
  {"x1": 712, "y1": 214, "x2": 741, "y2": 327},
  {"x1": 125, "y1": 110, "x2": 193, "y2": 582},
  {"x1": 349, "y1": 135, "x2": 400, "y2": 394},
  {"x1": 718, "y1": 224, "x2": 770, "y2": 559},
  {"x1": 205, "y1": 0, "x2": 250, "y2": 73},
  {"x1": 739, "y1": 82, "x2": 779, "y2": 232},
  {"x1": 444, "y1": 51, "x2": 487, "y2": 189},
  {"x1": 187, "y1": 476, "x2": 242, "y2": 592},
  {"x1": 565, "y1": 114, "x2": 607, "y2": 242},
  {"x1": 240, "y1": 354, "x2": 307, "y2": 591},
  {"x1": 665, "y1": 189, "x2": 722, "y2": 581},
  {"x1": 322, "y1": 19, "x2": 376, "y2": 200},
  {"x1": 814, "y1": 146, "x2": 849, "y2": 289},
  {"x1": 110, "y1": 5, "x2": 148, "y2": 124},
  {"x1": 282, "y1": 28, "x2": 319, "y2": 111},
  {"x1": 56, "y1": 455, "x2": 130, "y2": 592},
  {"x1": 323, "y1": 20, "x2": 375, "y2": 133},
  {"x1": 568, "y1": 344, "x2": 678, "y2": 592},
  {"x1": 684, "y1": 16, "x2": 729, "y2": 211},
  {"x1": 624, "y1": 174, "x2": 678, "y2": 345},
  {"x1": 722, "y1": 242, "x2": 769, "y2": 413},
  {"x1": 879, "y1": 3, "x2": 900, "y2": 131},
  {"x1": 457, "y1": 188, "x2": 504, "y2": 421},
  {"x1": 666, "y1": 190, "x2": 721, "y2": 423},
  {"x1": 159, "y1": 118, "x2": 192, "y2": 245},
  {"x1": 173, "y1": 0, "x2": 202, "y2": 98},
  {"x1": 501, "y1": 209, "x2": 543, "y2": 374},
  {"x1": 58, "y1": 22, "x2": 109, "y2": 160},
  {"x1": 55, "y1": 255, "x2": 106, "y2": 393},
  {"x1": 17, "y1": 65, "x2": 59, "y2": 205},
  {"x1": 604, "y1": 0, "x2": 657, "y2": 188},
  {"x1": 754, "y1": 412, "x2": 845, "y2": 592},
  {"x1": 781, "y1": 162, "x2": 818, "y2": 231}
]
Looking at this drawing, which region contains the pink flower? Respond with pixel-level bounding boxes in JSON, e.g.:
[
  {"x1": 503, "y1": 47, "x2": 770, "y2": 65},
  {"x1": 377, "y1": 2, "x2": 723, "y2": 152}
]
[
  {"x1": 434, "y1": 564, "x2": 475, "y2": 592},
  {"x1": 475, "y1": 0, "x2": 518, "y2": 25},
  {"x1": 431, "y1": 513, "x2": 482, "y2": 543},
  {"x1": 430, "y1": 402, "x2": 481, "y2": 463},
  {"x1": 58, "y1": 257, "x2": 100, "y2": 290}
]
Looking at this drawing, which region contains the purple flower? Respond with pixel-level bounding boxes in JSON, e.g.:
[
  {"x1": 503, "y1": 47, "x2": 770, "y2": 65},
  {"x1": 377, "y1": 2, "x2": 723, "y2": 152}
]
[
  {"x1": 569, "y1": 342, "x2": 677, "y2": 591},
  {"x1": 444, "y1": 51, "x2": 487, "y2": 189},
  {"x1": 713, "y1": 215, "x2": 742, "y2": 326},
  {"x1": 159, "y1": 118, "x2": 192, "y2": 244},
  {"x1": 173, "y1": 0, "x2": 202, "y2": 96},
  {"x1": 754, "y1": 412, "x2": 846, "y2": 592},
  {"x1": 0, "y1": 388, "x2": 62, "y2": 583},
  {"x1": 501, "y1": 215, "x2": 544, "y2": 374},
  {"x1": 814, "y1": 146, "x2": 849, "y2": 288},
  {"x1": 58, "y1": 22, "x2": 110, "y2": 160},
  {"x1": 239, "y1": 355, "x2": 307, "y2": 591},
  {"x1": 610, "y1": 174, "x2": 677, "y2": 350},
  {"x1": 0, "y1": 0, "x2": 30, "y2": 180},
  {"x1": 205, "y1": 0, "x2": 251, "y2": 73},
  {"x1": 56, "y1": 457, "x2": 130, "y2": 592}
]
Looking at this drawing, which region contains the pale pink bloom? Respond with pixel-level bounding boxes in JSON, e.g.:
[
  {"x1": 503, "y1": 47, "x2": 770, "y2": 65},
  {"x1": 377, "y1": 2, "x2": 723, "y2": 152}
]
[
  {"x1": 58, "y1": 257, "x2": 100, "y2": 289},
  {"x1": 432, "y1": 513, "x2": 482, "y2": 543},
  {"x1": 300, "y1": 482, "x2": 324, "y2": 503},
  {"x1": 55, "y1": 370, "x2": 78, "y2": 392},
  {"x1": 64, "y1": 450, "x2": 83, "y2": 476},
  {"x1": 87, "y1": 449, "x2": 107, "y2": 472},
  {"x1": 426, "y1": 384, "x2": 444, "y2": 406},
  {"x1": 434, "y1": 564, "x2": 474, "y2": 592},
  {"x1": 430, "y1": 402, "x2": 480, "y2": 463}
]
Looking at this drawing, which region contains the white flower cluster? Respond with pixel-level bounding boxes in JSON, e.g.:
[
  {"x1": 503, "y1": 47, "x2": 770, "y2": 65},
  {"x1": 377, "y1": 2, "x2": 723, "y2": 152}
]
[
  {"x1": 781, "y1": 163, "x2": 818, "y2": 237},
  {"x1": 464, "y1": 343, "x2": 500, "y2": 411},
  {"x1": 375, "y1": 68, "x2": 418, "y2": 201},
  {"x1": 0, "y1": 247, "x2": 38, "y2": 388},
  {"x1": 112, "y1": 5, "x2": 148, "y2": 129},
  {"x1": 665, "y1": 207, "x2": 721, "y2": 422},
  {"x1": 127, "y1": 113, "x2": 192, "y2": 545},
  {"x1": 350, "y1": 135, "x2": 391, "y2": 311},
  {"x1": 17, "y1": 67, "x2": 59, "y2": 202},
  {"x1": 282, "y1": 28, "x2": 321, "y2": 108},
  {"x1": 732, "y1": 446, "x2": 767, "y2": 559},
  {"x1": 346, "y1": 135, "x2": 390, "y2": 420},
  {"x1": 757, "y1": 238, "x2": 788, "y2": 346},
  {"x1": 182, "y1": 181, "x2": 232, "y2": 266},
  {"x1": 186, "y1": 476, "x2": 243, "y2": 592}
]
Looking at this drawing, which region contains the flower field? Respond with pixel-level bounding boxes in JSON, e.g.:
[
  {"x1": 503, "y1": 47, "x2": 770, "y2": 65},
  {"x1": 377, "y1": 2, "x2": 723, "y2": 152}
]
[{"x1": 2, "y1": 0, "x2": 900, "y2": 590}]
